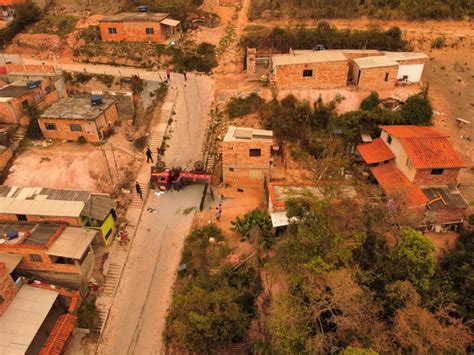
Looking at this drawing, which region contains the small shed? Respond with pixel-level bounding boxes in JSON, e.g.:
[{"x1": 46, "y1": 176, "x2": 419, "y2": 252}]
[{"x1": 353, "y1": 56, "x2": 399, "y2": 90}]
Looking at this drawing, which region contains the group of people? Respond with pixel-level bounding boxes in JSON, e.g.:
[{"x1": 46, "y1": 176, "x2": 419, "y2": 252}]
[
  {"x1": 146, "y1": 147, "x2": 161, "y2": 164},
  {"x1": 215, "y1": 203, "x2": 223, "y2": 221},
  {"x1": 164, "y1": 68, "x2": 187, "y2": 83}
]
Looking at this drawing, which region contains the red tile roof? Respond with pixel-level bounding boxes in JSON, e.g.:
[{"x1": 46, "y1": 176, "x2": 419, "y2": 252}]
[
  {"x1": 379, "y1": 125, "x2": 448, "y2": 138},
  {"x1": 357, "y1": 138, "x2": 395, "y2": 164},
  {"x1": 40, "y1": 313, "x2": 77, "y2": 355},
  {"x1": 380, "y1": 125, "x2": 465, "y2": 169},
  {"x1": 370, "y1": 163, "x2": 429, "y2": 208}
]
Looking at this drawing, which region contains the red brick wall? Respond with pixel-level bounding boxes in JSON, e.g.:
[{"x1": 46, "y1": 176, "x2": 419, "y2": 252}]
[
  {"x1": 355, "y1": 65, "x2": 398, "y2": 90},
  {"x1": 6, "y1": 64, "x2": 56, "y2": 74},
  {"x1": 99, "y1": 21, "x2": 164, "y2": 42},
  {"x1": 430, "y1": 208, "x2": 466, "y2": 224},
  {"x1": 274, "y1": 60, "x2": 348, "y2": 89},
  {"x1": 413, "y1": 168, "x2": 460, "y2": 185},
  {"x1": 0, "y1": 262, "x2": 17, "y2": 316},
  {"x1": 38, "y1": 117, "x2": 101, "y2": 142},
  {"x1": 0, "y1": 213, "x2": 81, "y2": 225}
]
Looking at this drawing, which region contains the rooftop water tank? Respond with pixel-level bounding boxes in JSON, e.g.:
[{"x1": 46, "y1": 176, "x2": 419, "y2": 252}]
[
  {"x1": 138, "y1": 5, "x2": 148, "y2": 12},
  {"x1": 26, "y1": 80, "x2": 41, "y2": 89},
  {"x1": 91, "y1": 95, "x2": 103, "y2": 106}
]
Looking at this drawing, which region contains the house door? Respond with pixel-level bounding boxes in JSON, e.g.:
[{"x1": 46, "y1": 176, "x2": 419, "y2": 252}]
[{"x1": 356, "y1": 69, "x2": 362, "y2": 86}]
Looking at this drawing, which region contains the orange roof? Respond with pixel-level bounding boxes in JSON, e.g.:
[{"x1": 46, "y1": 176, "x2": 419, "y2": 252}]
[
  {"x1": 357, "y1": 138, "x2": 395, "y2": 164},
  {"x1": 40, "y1": 313, "x2": 77, "y2": 355},
  {"x1": 379, "y1": 125, "x2": 448, "y2": 138},
  {"x1": 370, "y1": 163, "x2": 428, "y2": 208},
  {"x1": 380, "y1": 125, "x2": 465, "y2": 169}
]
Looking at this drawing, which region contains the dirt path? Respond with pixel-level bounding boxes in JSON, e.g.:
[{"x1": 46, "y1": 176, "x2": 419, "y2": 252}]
[{"x1": 96, "y1": 72, "x2": 214, "y2": 354}]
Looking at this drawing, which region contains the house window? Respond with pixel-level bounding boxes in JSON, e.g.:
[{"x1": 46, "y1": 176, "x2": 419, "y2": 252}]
[
  {"x1": 384, "y1": 72, "x2": 389, "y2": 82},
  {"x1": 249, "y1": 149, "x2": 261, "y2": 157},
  {"x1": 45, "y1": 123, "x2": 57, "y2": 131},
  {"x1": 229, "y1": 167, "x2": 234, "y2": 172},
  {"x1": 34, "y1": 93, "x2": 43, "y2": 102},
  {"x1": 406, "y1": 158, "x2": 413, "y2": 169},
  {"x1": 303, "y1": 69, "x2": 313, "y2": 77},
  {"x1": 104, "y1": 228, "x2": 113, "y2": 242},
  {"x1": 21, "y1": 100, "x2": 29, "y2": 110},
  {"x1": 16, "y1": 214, "x2": 27, "y2": 221},
  {"x1": 145, "y1": 27, "x2": 154, "y2": 35},
  {"x1": 70, "y1": 124, "x2": 82, "y2": 132},
  {"x1": 431, "y1": 169, "x2": 444, "y2": 175},
  {"x1": 108, "y1": 27, "x2": 117, "y2": 34},
  {"x1": 387, "y1": 135, "x2": 392, "y2": 144},
  {"x1": 29, "y1": 254, "x2": 43, "y2": 262}
]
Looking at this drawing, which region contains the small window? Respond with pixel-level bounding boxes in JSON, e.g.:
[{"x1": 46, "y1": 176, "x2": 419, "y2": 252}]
[
  {"x1": 34, "y1": 93, "x2": 42, "y2": 102},
  {"x1": 249, "y1": 149, "x2": 261, "y2": 157},
  {"x1": 229, "y1": 167, "x2": 234, "y2": 172},
  {"x1": 406, "y1": 158, "x2": 413, "y2": 169},
  {"x1": 384, "y1": 72, "x2": 389, "y2": 82},
  {"x1": 29, "y1": 254, "x2": 43, "y2": 262},
  {"x1": 303, "y1": 69, "x2": 313, "y2": 77},
  {"x1": 145, "y1": 27, "x2": 154, "y2": 35},
  {"x1": 402, "y1": 75, "x2": 408, "y2": 82},
  {"x1": 431, "y1": 169, "x2": 444, "y2": 175},
  {"x1": 45, "y1": 123, "x2": 57, "y2": 131},
  {"x1": 108, "y1": 27, "x2": 117, "y2": 34},
  {"x1": 21, "y1": 100, "x2": 29, "y2": 110},
  {"x1": 69, "y1": 124, "x2": 82, "y2": 132},
  {"x1": 16, "y1": 214, "x2": 27, "y2": 221},
  {"x1": 104, "y1": 228, "x2": 113, "y2": 241},
  {"x1": 387, "y1": 135, "x2": 392, "y2": 145}
]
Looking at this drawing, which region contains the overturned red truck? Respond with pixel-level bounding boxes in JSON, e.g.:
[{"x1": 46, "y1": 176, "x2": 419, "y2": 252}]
[{"x1": 150, "y1": 160, "x2": 212, "y2": 190}]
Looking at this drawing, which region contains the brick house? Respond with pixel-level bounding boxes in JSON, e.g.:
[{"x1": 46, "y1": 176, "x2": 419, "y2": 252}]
[
  {"x1": 352, "y1": 56, "x2": 399, "y2": 90},
  {"x1": 0, "y1": 186, "x2": 117, "y2": 246},
  {"x1": 223, "y1": 126, "x2": 276, "y2": 185},
  {"x1": 0, "y1": 79, "x2": 60, "y2": 126},
  {"x1": 356, "y1": 125, "x2": 469, "y2": 227},
  {"x1": 0, "y1": 224, "x2": 97, "y2": 288},
  {"x1": 38, "y1": 97, "x2": 118, "y2": 142},
  {"x1": 271, "y1": 50, "x2": 348, "y2": 89},
  {"x1": 0, "y1": 261, "x2": 78, "y2": 354},
  {"x1": 98, "y1": 12, "x2": 181, "y2": 43},
  {"x1": 383, "y1": 52, "x2": 429, "y2": 83}
]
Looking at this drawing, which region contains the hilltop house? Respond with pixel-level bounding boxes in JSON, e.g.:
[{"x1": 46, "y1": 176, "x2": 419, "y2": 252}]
[
  {"x1": 357, "y1": 125, "x2": 468, "y2": 228},
  {"x1": 99, "y1": 12, "x2": 181, "y2": 43},
  {"x1": 0, "y1": 186, "x2": 117, "y2": 245}
]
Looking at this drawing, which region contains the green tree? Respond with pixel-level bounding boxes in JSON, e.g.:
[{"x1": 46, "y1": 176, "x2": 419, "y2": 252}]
[
  {"x1": 26, "y1": 104, "x2": 43, "y2": 139},
  {"x1": 360, "y1": 91, "x2": 380, "y2": 111},
  {"x1": 390, "y1": 229, "x2": 435, "y2": 291},
  {"x1": 400, "y1": 95, "x2": 433, "y2": 125}
]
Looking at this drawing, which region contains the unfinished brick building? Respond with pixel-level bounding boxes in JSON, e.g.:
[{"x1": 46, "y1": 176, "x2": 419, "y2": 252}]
[
  {"x1": 0, "y1": 79, "x2": 59, "y2": 126},
  {"x1": 0, "y1": 186, "x2": 117, "y2": 246},
  {"x1": 352, "y1": 56, "x2": 399, "y2": 90},
  {"x1": 0, "y1": 224, "x2": 97, "y2": 288},
  {"x1": 222, "y1": 126, "x2": 275, "y2": 185},
  {"x1": 39, "y1": 97, "x2": 118, "y2": 142},
  {"x1": 357, "y1": 125, "x2": 468, "y2": 227},
  {"x1": 99, "y1": 12, "x2": 181, "y2": 43}
]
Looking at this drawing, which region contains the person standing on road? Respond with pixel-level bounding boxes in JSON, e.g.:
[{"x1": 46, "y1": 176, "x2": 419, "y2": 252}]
[
  {"x1": 183, "y1": 70, "x2": 187, "y2": 81},
  {"x1": 146, "y1": 147, "x2": 153, "y2": 163},
  {"x1": 215, "y1": 207, "x2": 221, "y2": 221},
  {"x1": 135, "y1": 181, "x2": 143, "y2": 200},
  {"x1": 156, "y1": 147, "x2": 161, "y2": 161},
  {"x1": 166, "y1": 68, "x2": 171, "y2": 81}
]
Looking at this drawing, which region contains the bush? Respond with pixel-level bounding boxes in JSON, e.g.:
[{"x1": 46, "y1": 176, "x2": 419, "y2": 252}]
[
  {"x1": 95, "y1": 74, "x2": 115, "y2": 88},
  {"x1": 231, "y1": 209, "x2": 274, "y2": 249},
  {"x1": 28, "y1": 15, "x2": 78, "y2": 36},
  {"x1": 400, "y1": 95, "x2": 433, "y2": 126},
  {"x1": 77, "y1": 295, "x2": 98, "y2": 329},
  {"x1": 77, "y1": 136, "x2": 86, "y2": 145},
  {"x1": 360, "y1": 91, "x2": 380, "y2": 111},
  {"x1": 431, "y1": 36, "x2": 446, "y2": 49},
  {"x1": 133, "y1": 135, "x2": 147, "y2": 150},
  {"x1": 25, "y1": 105, "x2": 43, "y2": 140},
  {"x1": 73, "y1": 72, "x2": 92, "y2": 84},
  {"x1": 171, "y1": 42, "x2": 218, "y2": 73},
  {"x1": 226, "y1": 93, "x2": 265, "y2": 118}
]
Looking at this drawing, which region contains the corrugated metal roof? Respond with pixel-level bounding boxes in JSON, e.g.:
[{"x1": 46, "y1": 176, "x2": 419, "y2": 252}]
[
  {"x1": 80, "y1": 194, "x2": 116, "y2": 221},
  {"x1": 383, "y1": 51, "x2": 428, "y2": 61},
  {"x1": 47, "y1": 228, "x2": 96, "y2": 259},
  {"x1": 354, "y1": 56, "x2": 399, "y2": 69},
  {"x1": 272, "y1": 51, "x2": 347, "y2": 66},
  {"x1": 100, "y1": 12, "x2": 169, "y2": 23},
  {"x1": 224, "y1": 126, "x2": 273, "y2": 142},
  {"x1": 0, "y1": 198, "x2": 85, "y2": 217},
  {"x1": 160, "y1": 18, "x2": 180, "y2": 26},
  {"x1": 0, "y1": 252, "x2": 22, "y2": 273}
]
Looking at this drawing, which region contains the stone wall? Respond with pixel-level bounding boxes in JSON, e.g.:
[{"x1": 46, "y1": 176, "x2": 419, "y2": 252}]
[{"x1": 274, "y1": 60, "x2": 348, "y2": 89}]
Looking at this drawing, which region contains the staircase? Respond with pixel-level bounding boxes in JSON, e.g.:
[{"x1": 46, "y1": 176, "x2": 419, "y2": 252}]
[
  {"x1": 11, "y1": 126, "x2": 27, "y2": 150},
  {"x1": 96, "y1": 308, "x2": 109, "y2": 332},
  {"x1": 102, "y1": 262, "x2": 122, "y2": 296},
  {"x1": 130, "y1": 180, "x2": 149, "y2": 209}
]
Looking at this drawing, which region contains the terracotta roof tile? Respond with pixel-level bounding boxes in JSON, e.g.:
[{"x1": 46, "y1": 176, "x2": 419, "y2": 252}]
[
  {"x1": 357, "y1": 138, "x2": 395, "y2": 164},
  {"x1": 370, "y1": 163, "x2": 428, "y2": 208},
  {"x1": 40, "y1": 313, "x2": 77, "y2": 355},
  {"x1": 380, "y1": 125, "x2": 448, "y2": 138}
]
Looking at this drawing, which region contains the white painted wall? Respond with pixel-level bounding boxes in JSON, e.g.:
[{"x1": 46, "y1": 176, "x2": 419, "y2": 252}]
[
  {"x1": 397, "y1": 64, "x2": 424, "y2": 82},
  {"x1": 380, "y1": 130, "x2": 416, "y2": 182}
]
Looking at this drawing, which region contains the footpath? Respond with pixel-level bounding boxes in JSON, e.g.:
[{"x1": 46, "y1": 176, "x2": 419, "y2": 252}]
[{"x1": 95, "y1": 86, "x2": 178, "y2": 332}]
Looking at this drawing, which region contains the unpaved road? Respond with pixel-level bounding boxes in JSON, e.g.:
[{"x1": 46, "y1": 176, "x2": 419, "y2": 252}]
[{"x1": 96, "y1": 71, "x2": 213, "y2": 353}]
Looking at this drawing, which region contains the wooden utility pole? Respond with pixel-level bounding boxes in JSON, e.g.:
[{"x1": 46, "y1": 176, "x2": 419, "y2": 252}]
[
  {"x1": 101, "y1": 145, "x2": 114, "y2": 187},
  {"x1": 110, "y1": 144, "x2": 120, "y2": 181}
]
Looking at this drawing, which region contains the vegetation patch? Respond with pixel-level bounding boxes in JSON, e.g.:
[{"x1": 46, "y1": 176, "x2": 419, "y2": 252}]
[
  {"x1": 226, "y1": 93, "x2": 265, "y2": 118},
  {"x1": 0, "y1": 1, "x2": 43, "y2": 48},
  {"x1": 170, "y1": 42, "x2": 218, "y2": 73},
  {"x1": 28, "y1": 15, "x2": 78, "y2": 36},
  {"x1": 231, "y1": 208, "x2": 273, "y2": 249}
]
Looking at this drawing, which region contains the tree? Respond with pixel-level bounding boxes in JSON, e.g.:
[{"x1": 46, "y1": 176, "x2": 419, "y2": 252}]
[
  {"x1": 26, "y1": 104, "x2": 43, "y2": 139},
  {"x1": 400, "y1": 95, "x2": 433, "y2": 125},
  {"x1": 389, "y1": 229, "x2": 435, "y2": 291},
  {"x1": 360, "y1": 91, "x2": 380, "y2": 111}
]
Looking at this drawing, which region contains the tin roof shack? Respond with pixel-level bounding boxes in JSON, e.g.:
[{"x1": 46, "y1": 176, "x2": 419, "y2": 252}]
[
  {"x1": 271, "y1": 50, "x2": 348, "y2": 89},
  {"x1": 39, "y1": 97, "x2": 118, "y2": 142},
  {"x1": 357, "y1": 125, "x2": 468, "y2": 227},
  {"x1": 223, "y1": 126, "x2": 276, "y2": 186},
  {"x1": 0, "y1": 261, "x2": 79, "y2": 354},
  {"x1": 383, "y1": 52, "x2": 429, "y2": 83},
  {"x1": 0, "y1": 186, "x2": 117, "y2": 246},
  {"x1": 0, "y1": 79, "x2": 59, "y2": 126},
  {"x1": 0, "y1": 224, "x2": 97, "y2": 288},
  {"x1": 99, "y1": 12, "x2": 181, "y2": 43},
  {"x1": 352, "y1": 56, "x2": 399, "y2": 91}
]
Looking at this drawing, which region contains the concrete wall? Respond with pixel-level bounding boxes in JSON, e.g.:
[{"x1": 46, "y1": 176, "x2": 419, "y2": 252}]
[
  {"x1": 354, "y1": 64, "x2": 398, "y2": 91},
  {"x1": 0, "y1": 262, "x2": 17, "y2": 316},
  {"x1": 274, "y1": 60, "x2": 348, "y2": 89},
  {"x1": 413, "y1": 168, "x2": 460, "y2": 185},
  {"x1": 381, "y1": 131, "x2": 416, "y2": 182},
  {"x1": 222, "y1": 139, "x2": 273, "y2": 185},
  {"x1": 99, "y1": 21, "x2": 165, "y2": 42}
]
